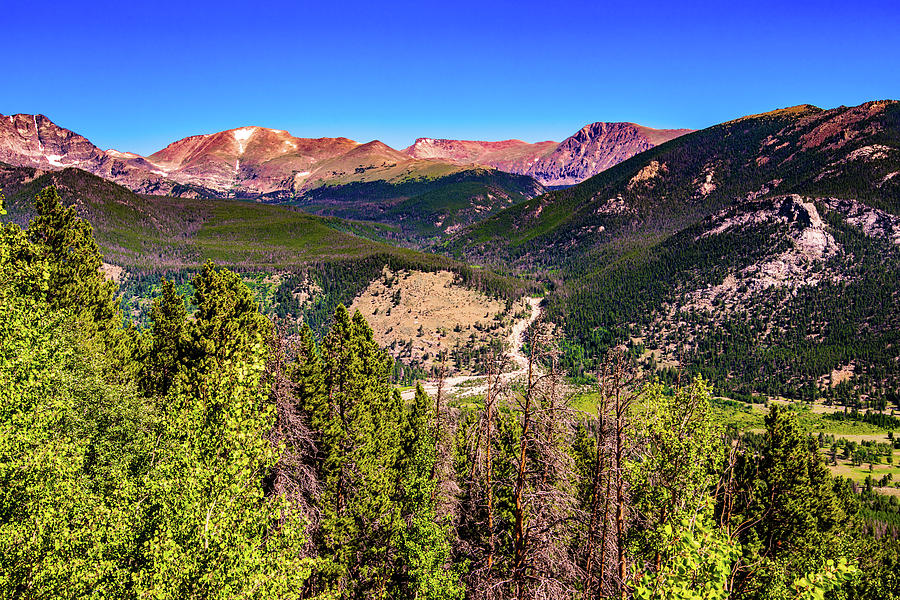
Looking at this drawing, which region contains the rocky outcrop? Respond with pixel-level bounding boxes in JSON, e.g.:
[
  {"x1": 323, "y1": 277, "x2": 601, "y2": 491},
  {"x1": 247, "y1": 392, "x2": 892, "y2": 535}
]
[
  {"x1": 683, "y1": 196, "x2": 842, "y2": 311},
  {"x1": 527, "y1": 122, "x2": 690, "y2": 187},
  {"x1": 821, "y1": 197, "x2": 900, "y2": 246}
]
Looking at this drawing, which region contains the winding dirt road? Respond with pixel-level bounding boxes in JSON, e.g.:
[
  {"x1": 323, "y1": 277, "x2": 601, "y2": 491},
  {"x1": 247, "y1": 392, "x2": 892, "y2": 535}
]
[{"x1": 401, "y1": 297, "x2": 542, "y2": 400}]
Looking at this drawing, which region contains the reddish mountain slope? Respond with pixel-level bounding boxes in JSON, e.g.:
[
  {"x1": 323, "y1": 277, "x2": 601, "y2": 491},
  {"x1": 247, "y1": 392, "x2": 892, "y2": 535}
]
[
  {"x1": 0, "y1": 113, "x2": 691, "y2": 197},
  {"x1": 147, "y1": 126, "x2": 361, "y2": 195},
  {"x1": 0, "y1": 113, "x2": 181, "y2": 194},
  {"x1": 405, "y1": 122, "x2": 693, "y2": 186}
]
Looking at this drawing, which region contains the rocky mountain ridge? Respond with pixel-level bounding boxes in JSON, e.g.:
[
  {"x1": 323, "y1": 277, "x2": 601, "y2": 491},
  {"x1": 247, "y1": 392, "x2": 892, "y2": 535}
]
[
  {"x1": 442, "y1": 99, "x2": 900, "y2": 399},
  {"x1": 405, "y1": 122, "x2": 693, "y2": 186},
  {"x1": 0, "y1": 113, "x2": 691, "y2": 198},
  {"x1": 0, "y1": 114, "x2": 185, "y2": 196},
  {"x1": 449, "y1": 100, "x2": 900, "y2": 266}
]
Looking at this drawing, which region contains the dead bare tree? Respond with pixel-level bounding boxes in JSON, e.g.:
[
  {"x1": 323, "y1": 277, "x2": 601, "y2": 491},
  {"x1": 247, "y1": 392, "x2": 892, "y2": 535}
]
[
  {"x1": 444, "y1": 317, "x2": 581, "y2": 600},
  {"x1": 577, "y1": 347, "x2": 640, "y2": 600},
  {"x1": 611, "y1": 349, "x2": 638, "y2": 600},
  {"x1": 456, "y1": 327, "x2": 641, "y2": 600},
  {"x1": 264, "y1": 320, "x2": 322, "y2": 558},
  {"x1": 458, "y1": 346, "x2": 510, "y2": 599},
  {"x1": 430, "y1": 351, "x2": 461, "y2": 521},
  {"x1": 583, "y1": 368, "x2": 611, "y2": 599},
  {"x1": 509, "y1": 320, "x2": 581, "y2": 600}
]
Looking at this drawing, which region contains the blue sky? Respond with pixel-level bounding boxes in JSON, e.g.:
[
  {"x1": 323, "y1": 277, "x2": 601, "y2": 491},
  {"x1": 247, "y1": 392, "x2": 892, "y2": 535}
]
[{"x1": 4, "y1": 0, "x2": 899, "y2": 154}]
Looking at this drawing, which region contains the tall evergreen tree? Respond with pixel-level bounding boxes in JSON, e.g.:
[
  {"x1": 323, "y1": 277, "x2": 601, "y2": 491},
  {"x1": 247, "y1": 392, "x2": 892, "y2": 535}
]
[
  {"x1": 394, "y1": 384, "x2": 465, "y2": 600},
  {"x1": 187, "y1": 260, "x2": 273, "y2": 373},
  {"x1": 291, "y1": 306, "x2": 462, "y2": 598},
  {"x1": 142, "y1": 278, "x2": 188, "y2": 396},
  {"x1": 25, "y1": 186, "x2": 119, "y2": 332},
  {"x1": 724, "y1": 406, "x2": 857, "y2": 599}
]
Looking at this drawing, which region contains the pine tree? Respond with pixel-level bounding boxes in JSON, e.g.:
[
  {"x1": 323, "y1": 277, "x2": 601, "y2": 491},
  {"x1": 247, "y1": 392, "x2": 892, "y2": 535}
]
[
  {"x1": 187, "y1": 260, "x2": 273, "y2": 373},
  {"x1": 142, "y1": 278, "x2": 188, "y2": 395},
  {"x1": 724, "y1": 405, "x2": 857, "y2": 599},
  {"x1": 297, "y1": 305, "x2": 404, "y2": 595},
  {"x1": 25, "y1": 186, "x2": 119, "y2": 332},
  {"x1": 138, "y1": 265, "x2": 312, "y2": 598},
  {"x1": 395, "y1": 385, "x2": 465, "y2": 600}
]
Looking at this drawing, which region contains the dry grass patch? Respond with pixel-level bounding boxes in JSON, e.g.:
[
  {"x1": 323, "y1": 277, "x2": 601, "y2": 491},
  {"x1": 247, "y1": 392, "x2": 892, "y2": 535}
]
[{"x1": 350, "y1": 268, "x2": 523, "y2": 373}]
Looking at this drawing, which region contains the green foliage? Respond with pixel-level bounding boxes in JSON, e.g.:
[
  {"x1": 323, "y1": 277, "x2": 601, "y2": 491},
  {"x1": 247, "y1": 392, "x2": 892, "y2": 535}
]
[
  {"x1": 791, "y1": 558, "x2": 857, "y2": 600},
  {"x1": 0, "y1": 277, "x2": 146, "y2": 597},
  {"x1": 0, "y1": 192, "x2": 312, "y2": 598},
  {"x1": 724, "y1": 406, "x2": 858, "y2": 599},
  {"x1": 632, "y1": 509, "x2": 740, "y2": 600},
  {"x1": 629, "y1": 377, "x2": 725, "y2": 560},
  {"x1": 142, "y1": 278, "x2": 188, "y2": 395},
  {"x1": 187, "y1": 260, "x2": 274, "y2": 369},
  {"x1": 397, "y1": 386, "x2": 465, "y2": 600},
  {"x1": 14, "y1": 186, "x2": 141, "y2": 388},
  {"x1": 295, "y1": 169, "x2": 542, "y2": 240},
  {"x1": 136, "y1": 301, "x2": 311, "y2": 598},
  {"x1": 25, "y1": 186, "x2": 119, "y2": 327}
]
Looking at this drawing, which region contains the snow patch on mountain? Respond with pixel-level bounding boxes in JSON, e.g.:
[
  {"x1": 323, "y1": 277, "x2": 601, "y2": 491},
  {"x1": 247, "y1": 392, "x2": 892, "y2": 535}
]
[
  {"x1": 233, "y1": 127, "x2": 256, "y2": 154},
  {"x1": 32, "y1": 115, "x2": 43, "y2": 152}
]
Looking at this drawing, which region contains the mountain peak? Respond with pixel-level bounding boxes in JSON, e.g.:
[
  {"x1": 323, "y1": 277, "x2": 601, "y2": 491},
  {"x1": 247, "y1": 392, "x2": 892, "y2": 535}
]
[
  {"x1": 403, "y1": 122, "x2": 693, "y2": 186},
  {"x1": 345, "y1": 140, "x2": 409, "y2": 162}
]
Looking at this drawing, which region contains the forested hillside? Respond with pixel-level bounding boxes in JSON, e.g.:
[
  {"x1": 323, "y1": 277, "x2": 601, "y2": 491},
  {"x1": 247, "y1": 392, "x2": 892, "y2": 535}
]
[
  {"x1": 447, "y1": 101, "x2": 900, "y2": 401},
  {"x1": 287, "y1": 168, "x2": 544, "y2": 240},
  {"x1": 4, "y1": 185, "x2": 900, "y2": 599},
  {"x1": 447, "y1": 101, "x2": 900, "y2": 264}
]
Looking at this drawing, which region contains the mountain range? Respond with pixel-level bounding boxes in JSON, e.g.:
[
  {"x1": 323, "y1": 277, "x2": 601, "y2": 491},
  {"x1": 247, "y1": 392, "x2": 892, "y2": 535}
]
[
  {"x1": 0, "y1": 113, "x2": 691, "y2": 198},
  {"x1": 446, "y1": 99, "x2": 900, "y2": 400}
]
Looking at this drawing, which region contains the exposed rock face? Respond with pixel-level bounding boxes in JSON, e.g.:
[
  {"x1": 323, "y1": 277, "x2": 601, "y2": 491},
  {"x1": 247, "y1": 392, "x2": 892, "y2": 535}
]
[
  {"x1": 406, "y1": 122, "x2": 692, "y2": 186},
  {"x1": 0, "y1": 113, "x2": 191, "y2": 195},
  {"x1": 531, "y1": 122, "x2": 690, "y2": 186},
  {"x1": 628, "y1": 160, "x2": 666, "y2": 189},
  {"x1": 702, "y1": 195, "x2": 836, "y2": 258},
  {"x1": 821, "y1": 197, "x2": 900, "y2": 246},
  {"x1": 678, "y1": 191, "x2": 900, "y2": 320},
  {"x1": 685, "y1": 196, "x2": 841, "y2": 310},
  {"x1": 0, "y1": 114, "x2": 103, "y2": 167}
]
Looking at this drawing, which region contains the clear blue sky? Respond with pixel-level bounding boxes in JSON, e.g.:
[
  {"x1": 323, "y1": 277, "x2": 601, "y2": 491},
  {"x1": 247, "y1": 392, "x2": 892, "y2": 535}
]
[{"x1": 4, "y1": 0, "x2": 899, "y2": 155}]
